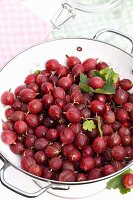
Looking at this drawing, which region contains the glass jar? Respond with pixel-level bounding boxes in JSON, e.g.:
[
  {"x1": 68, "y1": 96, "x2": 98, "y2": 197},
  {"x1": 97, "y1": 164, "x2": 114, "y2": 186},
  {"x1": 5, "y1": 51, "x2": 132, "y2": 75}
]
[{"x1": 50, "y1": 0, "x2": 126, "y2": 38}]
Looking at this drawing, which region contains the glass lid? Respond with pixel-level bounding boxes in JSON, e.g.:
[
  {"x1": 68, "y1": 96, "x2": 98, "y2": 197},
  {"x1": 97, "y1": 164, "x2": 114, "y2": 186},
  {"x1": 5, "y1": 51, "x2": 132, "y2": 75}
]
[
  {"x1": 66, "y1": 0, "x2": 125, "y2": 12},
  {"x1": 72, "y1": 0, "x2": 119, "y2": 6}
]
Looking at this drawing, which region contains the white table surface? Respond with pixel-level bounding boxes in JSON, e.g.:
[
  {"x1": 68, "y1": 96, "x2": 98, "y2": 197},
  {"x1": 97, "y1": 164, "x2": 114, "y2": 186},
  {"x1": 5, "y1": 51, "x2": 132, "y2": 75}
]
[{"x1": 0, "y1": 0, "x2": 133, "y2": 199}]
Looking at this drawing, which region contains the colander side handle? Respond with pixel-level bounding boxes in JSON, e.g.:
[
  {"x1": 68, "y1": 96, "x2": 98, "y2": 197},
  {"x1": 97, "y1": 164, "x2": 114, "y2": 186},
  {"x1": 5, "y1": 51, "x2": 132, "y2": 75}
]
[
  {"x1": 0, "y1": 158, "x2": 52, "y2": 198},
  {"x1": 93, "y1": 28, "x2": 133, "y2": 56}
]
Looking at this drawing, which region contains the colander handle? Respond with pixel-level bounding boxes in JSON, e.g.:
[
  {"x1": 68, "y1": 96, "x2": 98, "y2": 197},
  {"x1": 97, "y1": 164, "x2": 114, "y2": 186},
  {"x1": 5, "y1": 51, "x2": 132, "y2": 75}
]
[
  {"x1": 93, "y1": 28, "x2": 133, "y2": 56},
  {"x1": 0, "y1": 155, "x2": 52, "y2": 198},
  {"x1": 0, "y1": 153, "x2": 69, "y2": 198}
]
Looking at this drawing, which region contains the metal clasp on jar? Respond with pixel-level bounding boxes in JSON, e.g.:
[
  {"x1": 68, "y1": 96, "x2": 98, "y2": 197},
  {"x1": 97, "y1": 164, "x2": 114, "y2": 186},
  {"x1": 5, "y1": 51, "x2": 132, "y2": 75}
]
[{"x1": 50, "y1": 3, "x2": 76, "y2": 29}]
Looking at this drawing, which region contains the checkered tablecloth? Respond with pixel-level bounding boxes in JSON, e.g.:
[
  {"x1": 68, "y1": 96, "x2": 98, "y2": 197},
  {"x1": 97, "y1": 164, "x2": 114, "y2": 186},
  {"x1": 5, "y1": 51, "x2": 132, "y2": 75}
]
[{"x1": 0, "y1": 0, "x2": 50, "y2": 68}]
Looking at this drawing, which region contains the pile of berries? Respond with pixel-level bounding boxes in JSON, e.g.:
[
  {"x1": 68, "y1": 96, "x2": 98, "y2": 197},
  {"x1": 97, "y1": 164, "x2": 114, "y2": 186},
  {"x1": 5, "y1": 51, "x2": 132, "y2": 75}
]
[{"x1": 0, "y1": 55, "x2": 133, "y2": 182}]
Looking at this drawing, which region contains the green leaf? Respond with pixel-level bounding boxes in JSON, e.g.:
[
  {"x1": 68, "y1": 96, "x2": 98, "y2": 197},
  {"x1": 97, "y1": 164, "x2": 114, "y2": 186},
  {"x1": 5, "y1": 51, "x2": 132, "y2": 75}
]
[
  {"x1": 119, "y1": 185, "x2": 131, "y2": 194},
  {"x1": 79, "y1": 76, "x2": 115, "y2": 95},
  {"x1": 99, "y1": 67, "x2": 112, "y2": 77},
  {"x1": 97, "y1": 116, "x2": 103, "y2": 137},
  {"x1": 80, "y1": 73, "x2": 88, "y2": 84},
  {"x1": 95, "y1": 86, "x2": 115, "y2": 94},
  {"x1": 106, "y1": 169, "x2": 133, "y2": 195},
  {"x1": 103, "y1": 77, "x2": 115, "y2": 93},
  {"x1": 79, "y1": 68, "x2": 118, "y2": 95},
  {"x1": 93, "y1": 70, "x2": 106, "y2": 81},
  {"x1": 34, "y1": 70, "x2": 41, "y2": 75},
  {"x1": 106, "y1": 176, "x2": 122, "y2": 190},
  {"x1": 79, "y1": 83, "x2": 95, "y2": 93},
  {"x1": 83, "y1": 120, "x2": 96, "y2": 131},
  {"x1": 95, "y1": 87, "x2": 115, "y2": 94},
  {"x1": 106, "y1": 77, "x2": 114, "y2": 85},
  {"x1": 96, "y1": 78, "x2": 115, "y2": 94},
  {"x1": 113, "y1": 73, "x2": 119, "y2": 83},
  {"x1": 99, "y1": 67, "x2": 119, "y2": 83}
]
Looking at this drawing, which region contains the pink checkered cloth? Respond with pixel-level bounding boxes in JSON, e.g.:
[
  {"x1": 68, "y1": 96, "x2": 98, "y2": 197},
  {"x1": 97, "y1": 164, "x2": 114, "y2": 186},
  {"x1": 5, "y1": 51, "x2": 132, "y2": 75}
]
[{"x1": 0, "y1": 0, "x2": 50, "y2": 67}]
